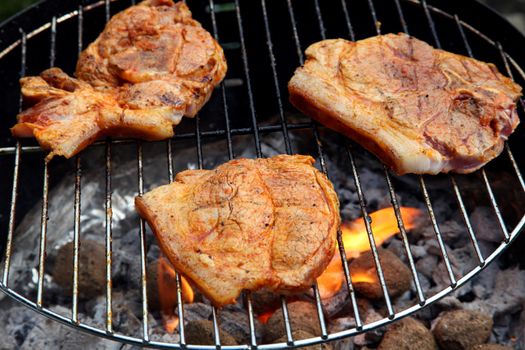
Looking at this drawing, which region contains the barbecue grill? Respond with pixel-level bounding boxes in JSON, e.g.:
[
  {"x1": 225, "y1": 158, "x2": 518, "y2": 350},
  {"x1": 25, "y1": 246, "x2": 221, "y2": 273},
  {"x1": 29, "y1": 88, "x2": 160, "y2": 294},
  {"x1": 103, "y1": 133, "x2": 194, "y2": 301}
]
[{"x1": 0, "y1": 0, "x2": 524, "y2": 348}]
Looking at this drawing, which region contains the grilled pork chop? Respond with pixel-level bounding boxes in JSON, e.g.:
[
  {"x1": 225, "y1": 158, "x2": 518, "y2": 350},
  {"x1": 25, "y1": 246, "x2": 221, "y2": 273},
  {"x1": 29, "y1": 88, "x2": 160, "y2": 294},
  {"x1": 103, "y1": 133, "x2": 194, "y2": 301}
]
[
  {"x1": 12, "y1": 0, "x2": 226, "y2": 159},
  {"x1": 12, "y1": 68, "x2": 181, "y2": 158},
  {"x1": 135, "y1": 155, "x2": 340, "y2": 306},
  {"x1": 288, "y1": 34, "x2": 521, "y2": 174}
]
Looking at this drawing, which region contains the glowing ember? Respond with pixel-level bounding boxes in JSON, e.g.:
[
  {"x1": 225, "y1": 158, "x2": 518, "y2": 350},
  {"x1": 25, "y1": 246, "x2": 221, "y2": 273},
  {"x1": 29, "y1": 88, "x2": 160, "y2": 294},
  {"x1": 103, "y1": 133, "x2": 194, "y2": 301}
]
[
  {"x1": 317, "y1": 207, "x2": 421, "y2": 299},
  {"x1": 157, "y1": 256, "x2": 194, "y2": 333},
  {"x1": 258, "y1": 310, "x2": 274, "y2": 324}
]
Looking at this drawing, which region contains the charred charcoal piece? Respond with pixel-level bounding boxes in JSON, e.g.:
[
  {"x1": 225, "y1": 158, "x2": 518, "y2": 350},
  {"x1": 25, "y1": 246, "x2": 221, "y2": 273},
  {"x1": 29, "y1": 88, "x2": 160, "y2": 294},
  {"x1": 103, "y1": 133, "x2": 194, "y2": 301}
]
[
  {"x1": 349, "y1": 249, "x2": 411, "y2": 300},
  {"x1": 52, "y1": 240, "x2": 105, "y2": 300},
  {"x1": 433, "y1": 310, "x2": 493, "y2": 350},
  {"x1": 378, "y1": 317, "x2": 437, "y2": 350}
]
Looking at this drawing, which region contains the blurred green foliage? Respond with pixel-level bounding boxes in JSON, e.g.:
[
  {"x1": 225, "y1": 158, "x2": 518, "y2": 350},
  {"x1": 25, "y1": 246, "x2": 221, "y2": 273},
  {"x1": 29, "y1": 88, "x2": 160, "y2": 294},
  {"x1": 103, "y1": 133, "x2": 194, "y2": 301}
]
[{"x1": 0, "y1": 0, "x2": 39, "y2": 22}]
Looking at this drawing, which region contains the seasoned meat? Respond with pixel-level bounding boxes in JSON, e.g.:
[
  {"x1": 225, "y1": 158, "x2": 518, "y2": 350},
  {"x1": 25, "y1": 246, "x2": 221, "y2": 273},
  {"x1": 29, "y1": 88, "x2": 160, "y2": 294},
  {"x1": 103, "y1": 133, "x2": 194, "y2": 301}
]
[
  {"x1": 12, "y1": 68, "x2": 179, "y2": 158},
  {"x1": 12, "y1": 0, "x2": 226, "y2": 159},
  {"x1": 135, "y1": 155, "x2": 340, "y2": 306},
  {"x1": 12, "y1": 69, "x2": 110, "y2": 158},
  {"x1": 288, "y1": 34, "x2": 521, "y2": 175},
  {"x1": 76, "y1": 0, "x2": 226, "y2": 117}
]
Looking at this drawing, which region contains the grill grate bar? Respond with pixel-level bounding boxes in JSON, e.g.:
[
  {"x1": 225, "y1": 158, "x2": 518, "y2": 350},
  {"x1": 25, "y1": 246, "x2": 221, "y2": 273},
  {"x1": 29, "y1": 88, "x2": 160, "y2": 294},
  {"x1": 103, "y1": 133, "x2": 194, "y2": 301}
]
[
  {"x1": 206, "y1": 3, "x2": 236, "y2": 347},
  {"x1": 71, "y1": 4, "x2": 84, "y2": 325},
  {"x1": 366, "y1": 0, "x2": 429, "y2": 310},
  {"x1": 419, "y1": 176, "x2": 457, "y2": 285},
  {"x1": 496, "y1": 43, "x2": 516, "y2": 81},
  {"x1": 449, "y1": 14, "x2": 509, "y2": 265},
  {"x1": 313, "y1": 0, "x2": 326, "y2": 40},
  {"x1": 102, "y1": 1, "x2": 116, "y2": 333},
  {"x1": 494, "y1": 44, "x2": 525, "y2": 113},
  {"x1": 36, "y1": 122, "x2": 49, "y2": 306},
  {"x1": 167, "y1": 140, "x2": 175, "y2": 183},
  {"x1": 105, "y1": 0, "x2": 111, "y2": 22},
  {"x1": 425, "y1": 0, "x2": 511, "y2": 243},
  {"x1": 245, "y1": 292, "x2": 258, "y2": 349},
  {"x1": 422, "y1": 0, "x2": 511, "y2": 244},
  {"x1": 420, "y1": 0, "x2": 441, "y2": 48},
  {"x1": 338, "y1": 1, "x2": 398, "y2": 322},
  {"x1": 309, "y1": 78, "x2": 329, "y2": 336},
  {"x1": 235, "y1": 0, "x2": 262, "y2": 159},
  {"x1": 165, "y1": 140, "x2": 188, "y2": 345},
  {"x1": 342, "y1": 0, "x2": 416, "y2": 321},
  {"x1": 50, "y1": 16, "x2": 56, "y2": 66},
  {"x1": 335, "y1": 231, "x2": 363, "y2": 329},
  {"x1": 496, "y1": 42, "x2": 525, "y2": 125},
  {"x1": 258, "y1": 0, "x2": 308, "y2": 340},
  {"x1": 493, "y1": 45, "x2": 525, "y2": 193},
  {"x1": 102, "y1": 0, "x2": 115, "y2": 333},
  {"x1": 0, "y1": 122, "x2": 317, "y2": 156},
  {"x1": 366, "y1": 0, "x2": 381, "y2": 35},
  {"x1": 347, "y1": 147, "x2": 395, "y2": 318},
  {"x1": 339, "y1": 0, "x2": 355, "y2": 41},
  {"x1": 2, "y1": 142, "x2": 21, "y2": 287},
  {"x1": 260, "y1": 0, "x2": 292, "y2": 154},
  {"x1": 396, "y1": 0, "x2": 458, "y2": 287},
  {"x1": 36, "y1": 16, "x2": 57, "y2": 308},
  {"x1": 194, "y1": 113, "x2": 223, "y2": 347},
  {"x1": 451, "y1": 176, "x2": 485, "y2": 264},
  {"x1": 394, "y1": 0, "x2": 409, "y2": 34},
  {"x1": 232, "y1": 0, "x2": 267, "y2": 344},
  {"x1": 312, "y1": 282, "x2": 328, "y2": 338},
  {"x1": 195, "y1": 115, "x2": 204, "y2": 169},
  {"x1": 308, "y1": 3, "x2": 352, "y2": 337},
  {"x1": 211, "y1": 305, "x2": 222, "y2": 348},
  {"x1": 220, "y1": 89, "x2": 234, "y2": 158},
  {"x1": 175, "y1": 273, "x2": 187, "y2": 345},
  {"x1": 370, "y1": 0, "x2": 450, "y2": 313},
  {"x1": 72, "y1": 156, "x2": 82, "y2": 323},
  {"x1": 1, "y1": 29, "x2": 26, "y2": 287},
  {"x1": 421, "y1": 4, "x2": 512, "y2": 244},
  {"x1": 361, "y1": 0, "x2": 420, "y2": 315},
  {"x1": 280, "y1": 296, "x2": 294, "y2": 344},
  {"x1": 308, "y1": 5, "x2": 329, "y2": 174},
  {"x1": 207, "y1": 0, "x2": 254, "y2": 348},
  {"x1": 504, "y1": 143, "x2": 525, "y2": 193},
  {"x1": 285, "y1": 0, "x2": 303, "y2": 64},
  {"x1": 104, "y1": 141, "x2": 114, "y2": 333},
  {"x1": 383, "y1": 167, "x2": 427, "y2": 304},
  {"x1": 481, "y1": 170, "x2": 510, "y2": 241},
  {"x1": 209, "y1": 0, "x2": 234, "y2": 159},
  {"x1": 285, "y1": 0, "x2": 338, "y2": 338},
  {"x1": 422, "y1": 5, "x2": 489, "y2": 261},
  {"x1": 137, "y1": 141, "x2": 150, "y2": 341}
]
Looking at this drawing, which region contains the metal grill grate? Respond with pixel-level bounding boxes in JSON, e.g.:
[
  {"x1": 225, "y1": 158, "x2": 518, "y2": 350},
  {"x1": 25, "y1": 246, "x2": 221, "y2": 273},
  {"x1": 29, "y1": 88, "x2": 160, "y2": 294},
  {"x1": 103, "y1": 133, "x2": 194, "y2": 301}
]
[{"x1": 0, "y1": 0, "x2": 524, "y2": 348}]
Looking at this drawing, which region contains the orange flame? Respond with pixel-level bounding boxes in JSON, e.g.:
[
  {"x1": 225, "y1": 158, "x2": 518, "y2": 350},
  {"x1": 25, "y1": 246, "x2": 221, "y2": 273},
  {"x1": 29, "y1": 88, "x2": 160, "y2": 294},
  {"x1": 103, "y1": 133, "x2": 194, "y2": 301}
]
[
  {"x1": 163, "y1": 315, "x2": 180, "y2": 334},
  {"x1": 158, "y1": 256, "x2": 194, "y2": 333},
  {"x1": 351, "y1": 272, "x2": 376, "y2": 284},
  {"x1": 317, "y1": 207, "x2": 421, "y2": 299},
  {"x1": 342, "y1": 207, "x2": 422, "y2": 259}
]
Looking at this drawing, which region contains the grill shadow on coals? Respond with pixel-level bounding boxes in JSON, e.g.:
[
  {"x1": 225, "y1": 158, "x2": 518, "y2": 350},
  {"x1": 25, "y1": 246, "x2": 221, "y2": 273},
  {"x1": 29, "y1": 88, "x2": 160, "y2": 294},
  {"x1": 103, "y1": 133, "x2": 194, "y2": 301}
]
[{"x1": 0, "y1": 0, "x2": 525, "y2": 349}]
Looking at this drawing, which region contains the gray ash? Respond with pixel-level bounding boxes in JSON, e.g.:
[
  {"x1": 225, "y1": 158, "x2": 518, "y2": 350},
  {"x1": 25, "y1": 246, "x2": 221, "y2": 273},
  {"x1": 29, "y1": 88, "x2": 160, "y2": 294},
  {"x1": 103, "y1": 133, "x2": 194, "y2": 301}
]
[{"x1": 0, "y1": 129, "x2": 523, "y2": 349}]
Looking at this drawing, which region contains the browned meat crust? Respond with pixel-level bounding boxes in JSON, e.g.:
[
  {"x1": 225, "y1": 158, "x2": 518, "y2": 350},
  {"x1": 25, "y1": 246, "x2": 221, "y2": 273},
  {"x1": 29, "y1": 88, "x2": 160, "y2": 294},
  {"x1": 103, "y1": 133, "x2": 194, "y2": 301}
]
[
  {"x1": 135, "y1": 155, "x2": 340, "y2": 306},
  {"x1": 12, "y1": 0, "x2": 226, "y2": 159},
  {"x1": 11, "y1": 68, "x2": 181, "y2": 158},
  {"x1": 288, "y1": 34, "x2": 521, "y2": 175}
]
